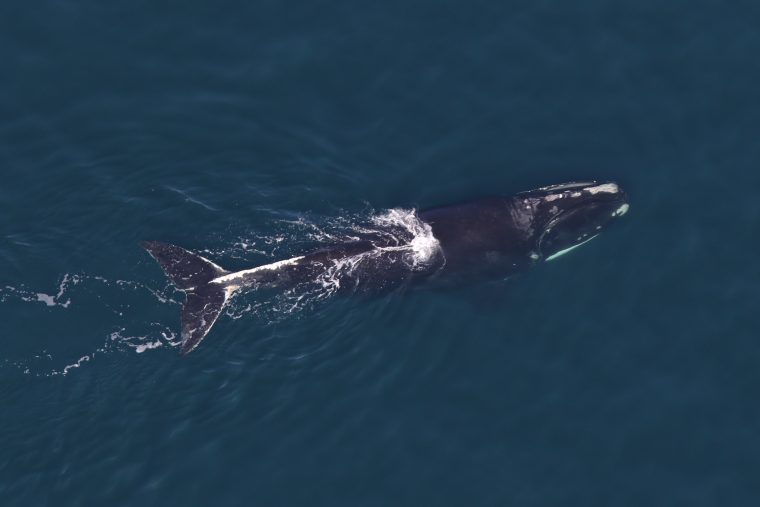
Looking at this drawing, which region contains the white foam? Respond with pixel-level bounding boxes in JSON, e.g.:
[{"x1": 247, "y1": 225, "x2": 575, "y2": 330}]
[
  {"x1": 10, "y1": 274, "x2": 79, "y2": 308},
  {"x1": 135, "y1": 341, "x2": 162, "y2": 353},
  {"x1": 61, "y1": 355, "x2": 91, "y2": 375},
  {"x1": 36, "y1": 293, "x2": 58, "y2": 306},
  {"x1": 370, "y1": 208, "x2": 441, "y2": 268},
  {"x1": 165, "y1": 185, "x2": 218, "y2": 211}
]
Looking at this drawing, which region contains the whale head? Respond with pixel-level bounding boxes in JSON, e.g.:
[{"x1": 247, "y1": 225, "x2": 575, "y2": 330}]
[{"x1": 520, "y1": 181, "x2": 629, "y2": 262}]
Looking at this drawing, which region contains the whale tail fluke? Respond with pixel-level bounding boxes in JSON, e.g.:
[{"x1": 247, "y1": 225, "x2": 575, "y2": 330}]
[
  {"x1": 139, "y1": 241, "x2": 228, "y2": 289},
  {"x1": 178, "y1": 283, "x2": 229, "y2": 355},
  {"x1": 140, "y1": 241, "x2": 233, "y2": 355}
]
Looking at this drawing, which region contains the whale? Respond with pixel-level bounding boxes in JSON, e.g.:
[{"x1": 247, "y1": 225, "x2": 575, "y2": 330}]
[{"x1": 142, "y1": 181, "x2": 629, "y2": 354}]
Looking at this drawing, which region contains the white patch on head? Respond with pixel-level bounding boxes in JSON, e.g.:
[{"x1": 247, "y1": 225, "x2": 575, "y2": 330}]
[
  {"x1": 586, "y1": 183, "x2": 619, "y2": 195},
  {"x1": 612, "y1": 203, "x2": 629, "y2": 217},
  {"x1": 544, "y1": 193, "x2": 563, "y2": 201},
  {"x1": 538, "y1": 182, "x2": 595, "y2": 192},
  {"x1": 545, "y1": 235, "x2": 598, "y2": 262},
  {"x1": 530, "y1": 252, "x2": 539, "y2": 260}
]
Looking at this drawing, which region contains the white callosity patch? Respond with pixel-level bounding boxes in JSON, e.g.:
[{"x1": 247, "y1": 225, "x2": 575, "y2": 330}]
[
  {"x1": 585, "y1": 183, "x2": 620, "y2": 195},
  {"x1": 612, "y1": 203, "x2": 629, "y2": 217},
  {"x1": 537, "y1": 182, "x2": 595, "y2": 192},
  {"x1": 542, "y1": 182, "x2": 619, "y2": 201}
]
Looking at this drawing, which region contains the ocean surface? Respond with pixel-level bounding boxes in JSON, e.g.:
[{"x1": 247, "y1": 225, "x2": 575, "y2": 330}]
[{"x1": 2, "y1": 1, "x2": 759, "y2": 505}]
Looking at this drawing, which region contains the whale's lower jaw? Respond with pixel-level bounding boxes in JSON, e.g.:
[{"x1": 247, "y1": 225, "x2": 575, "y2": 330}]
[{"x1": 545, "y1": 234, "x2": 598, "y2": 261}]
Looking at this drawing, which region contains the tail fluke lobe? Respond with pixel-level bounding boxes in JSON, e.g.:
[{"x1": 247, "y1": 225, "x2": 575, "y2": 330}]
[
  {"x1": 140, "y1": 241, "x2": 228, "y2": 289},
  {"x1": 141, "y1": 241, "x2": 233, "y2": 355},
  {"x1": 179, "y1": 284, "x2": 230, "y2": 355}
]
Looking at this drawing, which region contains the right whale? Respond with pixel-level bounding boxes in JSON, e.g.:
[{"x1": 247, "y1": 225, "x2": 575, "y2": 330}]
[{"x1": 142, "y1": 181, "x2": 629, "y2": 354}]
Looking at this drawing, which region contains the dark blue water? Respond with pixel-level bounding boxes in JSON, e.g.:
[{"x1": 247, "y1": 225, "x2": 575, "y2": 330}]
[{"x1": 2, "y1": 1, "x2": 759, "y2": 505}]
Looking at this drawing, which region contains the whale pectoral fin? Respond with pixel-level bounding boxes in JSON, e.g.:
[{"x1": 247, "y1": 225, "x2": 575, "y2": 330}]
[{"x1": 180, "y1": 284, "x2": 230, "y2": 355}]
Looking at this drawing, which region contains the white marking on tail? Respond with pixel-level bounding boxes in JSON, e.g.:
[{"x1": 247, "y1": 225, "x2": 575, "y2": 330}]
[
  {"x1": 210, "y1": 256, "x2": 306, "y2": 285},
  {"x1": 198, "y1": 254, "x2": 227, "y2": 273}
]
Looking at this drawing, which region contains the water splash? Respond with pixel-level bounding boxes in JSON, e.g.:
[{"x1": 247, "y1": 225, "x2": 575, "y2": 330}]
[
  {"x1": 2, "y1": 273, "x2": 79, "y2": 308},
  {"x1": 370, "y1": 208, "x2": 441, "y2": 269}
]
